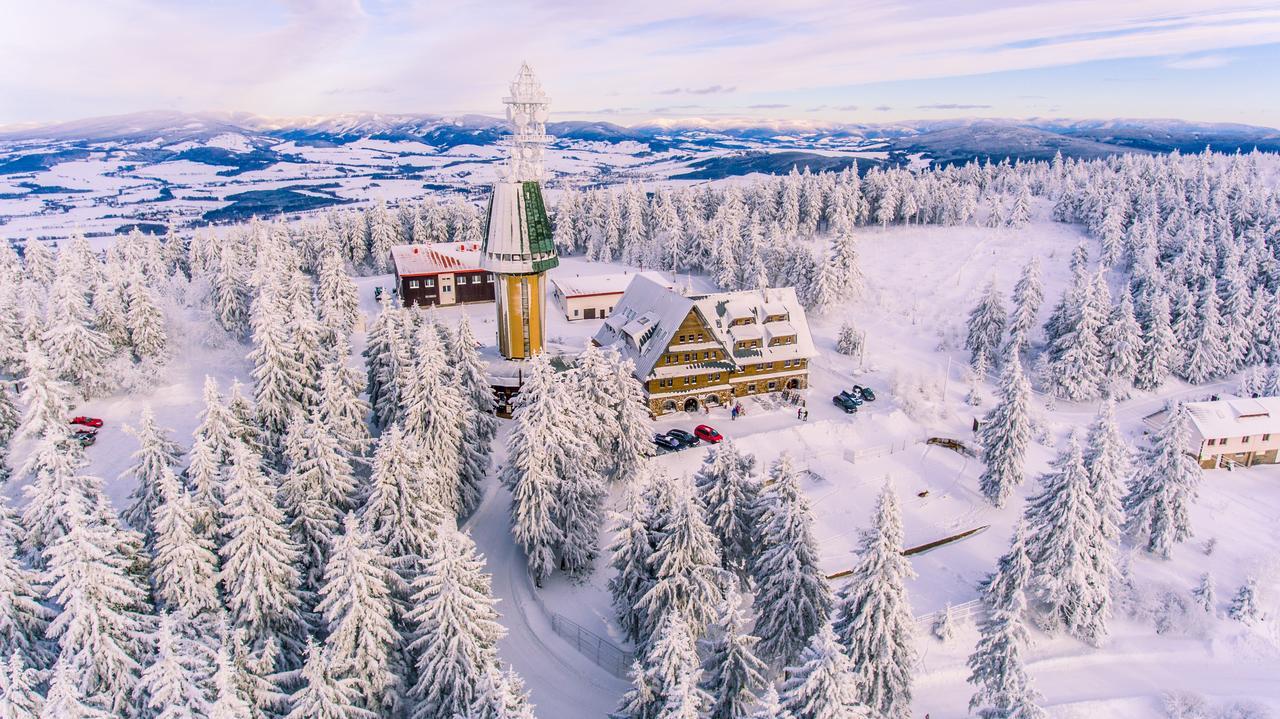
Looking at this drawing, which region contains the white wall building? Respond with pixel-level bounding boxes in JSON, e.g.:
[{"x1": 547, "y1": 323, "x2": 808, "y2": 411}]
[
  {"x1": 1183, "y1": 396, "x2": 1280, "y2": 469},
  {"x1": 549, "y1": 270, "x2": 669, "y2": 321}
]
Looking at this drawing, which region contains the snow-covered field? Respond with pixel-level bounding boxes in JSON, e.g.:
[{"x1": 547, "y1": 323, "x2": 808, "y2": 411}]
[{"x1": 15, "y1": 201, "x2": 1278, "y2": 717}]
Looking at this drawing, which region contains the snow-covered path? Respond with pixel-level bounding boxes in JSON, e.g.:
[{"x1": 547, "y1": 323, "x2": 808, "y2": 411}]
[{"x1": 466, "y1": 479, "x2": 627, "y2": 719}]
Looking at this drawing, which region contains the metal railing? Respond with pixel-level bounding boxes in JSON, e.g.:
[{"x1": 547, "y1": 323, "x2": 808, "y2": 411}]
[
  {"x1": 841, "y1": 439, "x2": 912, "y2": 464},
  {"x1": 915, "y1": 598, "x2": 983, "y2": 627},
  {"x1": 548, "y1": 612, "x2": 633, "y2": 679}
]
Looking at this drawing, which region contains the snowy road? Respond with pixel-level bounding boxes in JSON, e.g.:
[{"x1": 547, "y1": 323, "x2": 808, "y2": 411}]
[{"x1": 466, "y1": 479, "x2": 627, "y2": 719}]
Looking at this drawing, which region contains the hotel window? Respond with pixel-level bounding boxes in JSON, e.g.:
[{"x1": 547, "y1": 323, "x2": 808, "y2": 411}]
[
  {"x1": 409, "y1": 280, "x2": 420, "y2": 289},
  {"x1": 1265, "y1": 434, "x2": 1272, "y2": 441},
  {"x1": 485, "y1": 274, "x2": 493, "y2": 283},
  {"x1": 1207, "y1": 439, "x2": 1216, "y2": 446},
  {"x1": 425, "y1": 278, "x2": 436, "y2": 288},
  {"x1": 443, "y1": 285, "x2": 452, "y2": 292},
  {"x1": 457, "y1": 276, "x2": 467, "y2": 285},
  {"x1": 767, "y1": 381, "x2": 777, "y2": 390},
  {"x1": 703, "y1": 351, "x2": 710, "y2": 360},
  {"x1": 683, "y1": 353, "x2": 691, "y2": 362},
  {"x1": 1242, "y1": 436, "x2": 1251, "y2": 444},
  {"x1": 573, "y1": 309, "x2": 580, "y2": 317},
  {"x1": 1219, "y1": 438, "x2": 1228, "y2": 444}
]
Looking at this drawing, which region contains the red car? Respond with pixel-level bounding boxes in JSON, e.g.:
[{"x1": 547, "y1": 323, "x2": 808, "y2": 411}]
[
  {"x1": 70, "y1": 416, "x2": 104, "y2": 428},
  {"x1": 694, "y1": 424, "x2": 723, "y2": 443}
]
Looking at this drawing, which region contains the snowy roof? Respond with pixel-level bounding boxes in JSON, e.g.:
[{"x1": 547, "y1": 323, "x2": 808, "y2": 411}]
[
  {"x1": 593, "y1": 276, "x2": 816, "y2": 380},
  {"x1": 480, "y1": 181, "x2": 558, "y2": 275},
  {"x1": 1184, "y1": 395, "x2": 1280, "y2": 440},
  {"x1": 390, "y1": 242, "x2": 485, "y2": 277},
  {"x1": 550, "y1": 271, "x2": 669, "y2": 299}
]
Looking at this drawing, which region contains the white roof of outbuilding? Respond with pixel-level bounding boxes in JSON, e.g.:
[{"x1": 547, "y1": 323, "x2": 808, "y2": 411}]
[
  {"x1": 390, "y1": 242, "x2": 485, "y2": 277},
  {"x1": 1184, "y1": 395, "x2": 1280, "y2": 439},
  {"x1": 551, "y1": 271, "x2": 669, "y2": 298}
]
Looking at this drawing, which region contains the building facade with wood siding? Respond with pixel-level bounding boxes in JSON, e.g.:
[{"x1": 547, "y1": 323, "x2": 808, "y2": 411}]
[
  {"x1": 390, "y1": 242, "x2": 496, "y2": 308},
  {"x1": 592, "y1": 276, "x2": 816, "y2": 415}
]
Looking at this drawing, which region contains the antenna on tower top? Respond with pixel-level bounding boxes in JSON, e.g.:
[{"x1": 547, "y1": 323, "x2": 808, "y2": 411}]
[{"x1": 501, "y1": 63, "x2": 551, "y2": 182}]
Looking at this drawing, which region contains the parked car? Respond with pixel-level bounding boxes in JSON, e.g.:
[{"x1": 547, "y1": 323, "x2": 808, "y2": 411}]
[
  {"x1": 839, "y1": 390, "x2": 864, "y2": 406},
  {"x1": 665, "y1": 428, "x2": 700, "y2": 447},
  {"x1": 694, "y1": 425, "x2": 723, "y2": 443},
  {"x1": 69, "y1": 416, "x2": 104, "y2": 428},
  {"x1": 858, "y1": 386, "x2": 876, "y2": 402},
  {"x1": 832, "y1": 393, "x2": 859, "y2": 413},
  {"x1": 653, "y1": 433, "x2": 682, "y2": 451},
  {"x1": 71, "y1": 429, "x2": 98, "y2": 447}
]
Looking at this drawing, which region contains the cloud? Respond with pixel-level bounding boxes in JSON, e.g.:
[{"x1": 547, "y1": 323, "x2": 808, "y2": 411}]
[
  {"x1": 1165, "y1": 54, "x2": 1235, "y2": 69},
  {"x1": 660, "y1": 85, "x2": 737, "y2": 96},
  {"x1": 917, "y1": 103, "x2": 993, "y2": 110},
  {"x1": 874, "y1": 105, "x2": 893, "y2": 112},
  {"x1": 748, "y1": 103, "x2": 789, "y2": 109},
  {"x1": 651, "y1": 104, "x2": 704, "y2": 113}
]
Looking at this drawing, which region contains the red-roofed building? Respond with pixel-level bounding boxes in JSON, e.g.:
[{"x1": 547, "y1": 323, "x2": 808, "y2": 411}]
[{"x1": 390, "y1": 242, "x2": 496, "y2": 307}]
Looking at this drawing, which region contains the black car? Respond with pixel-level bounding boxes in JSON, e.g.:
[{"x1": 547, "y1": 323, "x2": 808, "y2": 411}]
[
  {"x1": 859, "y1": 386, "x2": 876, "y2": 402},
  {"x1": 653, "y1": 433, "x2": 682, "y2": 451},
  {"x1": 839, "y1": 390, "x2": 864, "y2": 406},
  {"x1": 832, "y1": 394, "x2": 859, "y2": 413},
  {"x1": 665, "y1": 428, "x2": 700, "y2": 447}
]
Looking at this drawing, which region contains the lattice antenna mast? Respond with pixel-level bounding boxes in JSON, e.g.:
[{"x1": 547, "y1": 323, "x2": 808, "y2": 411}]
[{"x1": 501, "y1": 62, "x2": 551, "y2": 182}]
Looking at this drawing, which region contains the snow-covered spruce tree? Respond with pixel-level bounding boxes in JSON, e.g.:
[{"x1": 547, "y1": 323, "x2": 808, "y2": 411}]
[
  {"x1": 0, "y1": 519, "x2": 53, "y2": 669},
  {"x1": 751, "y1": 453, "x2": 832, "y2": 666},
  {"x1": 138, "y1": 611, "x2": 213, "y2": 719},
  {"x1": 125, "y1": 277, "x2": 170, "y2": 362},
  {"x1": 13, "y1": 343, "x2": 75, "y2": 449},
  {"x1": 195, "y1": 375, "x2": 240, "y2": 463},
  {"x1": 832, "y1": 482, "x2": 916, "y2": 718},
  {"x1": 1228, "y1": 577, "x2": 1260, "y2": 624},
  {"x1": 1, "y1": 650, "x2": 44, "y2": 718},
  {"x1": 967, "y1": 523, "x2": 1047, "y2": 719},
  {"x1": 279, "y1": 410, "x2": 357, "y2": 600},
  {"x1": 248, "y1": 296, "x2": 309, "y2": 460},
  {"x1": 1100, "y1": 288, "x2": 1141, "y2": 393},
  {"x1": 1122, "y1": 403, "x2": 1203, "y2": 559},
  {"x1": 451, "y1": 313, "x2": 498, "y2": 481},
  {"x1": 835, "y1": 321, "x2": 861, "y2": 358},
  {"x1": 1134, "y1": 289, "x2": 1178, "y2": 391},
  {"x1": 575, "y1": 345, "x2": 655, "y2": 485},
  {"x1": 1083, "y1": 400, "x2": 1127, "y2": 546},
  {"x1": 400, "y1": 321, "x2": 467, "y2": 517},
  {"x1": 42, "y1": 272, "x2": 114, "y2": 395},
  {"x1": 932, "y1": 604, "x2": 955, "y2": 642},
  {"x1": 699, "y1": 593, "x2": 766, "y2": 719},
  {"x1": 219, "y1": 443, "x2": 306, "y2": 665},
  {"x1": 122, "y1": 406, "x2": 185, "y2": 536},
  {"x1": 614, "y1": 612, "x2": 706, "y2": 719},
  {"x1": 966, "y1": 280, "x2": 1007, "y2": 370},
  {"x1": 150, "y1": 465, "x2": 221, "y2": 616},
  {"x1": 366, "y1": 202, "x2": 399, "y2": 274},
  {"x1": 358, "y1": 423, "x2": 448, "y2": 587},
  {"x1": 43, "y1": 503, "x2": 152, "y2": 715},
  {"x1": 316, "y1": 251, "x2": 360, "y2": 342},
  {"x1": 285, "y1": 638, "x2": 368, "y2": 719},
  {"x1": 609, "y1": 486, "x2": 658, "y2": 645},
  {"x1": 694, "y1": 440, "x2": 761, "y2": 581},
  {"x1": 637, "y1": 481, "x2": 725, "y2": 645},
  {"x1": 19, "y1": 436, "x2": 96, "y2": 561},
  {"x1": 1180, "y1": 281, "x2": 1230, "y2": 384},
  {"x1": 1046, "y1": 272, "x2": 1108, "y2": 401},
  {"x1": 977, "y1": 349, "x2": 1032, "y2": 508},
  {"x1": 502, "y1": 354, "x2": 566, "y2": 586},
  {"x1": 21, "y1": 240, "x2": 57, "y2": 288},
  {"x1": 184, "y1": 433, "x2": 223, "y2": 536},
  {"x1": 777, "y1": 623, "x2": 867, "y2": 719},
  {"x1": 315, "y1": 340, "x2": 371, "y2": 462},
  {"x1": 1022, "y1": 432, "x2": 1112, "y2": 645},
  {"x1": 315, "y1": 514, "x2": 401, "y2": 714},
  {"x1": 42, "y1": 654, "x2": 113, "y2": 719},
  {"x1": 467, "y1": 664, "x2": 537, "y2": 719},
  {"x1": 405, "y1": 527, "x2": 505, "y2": 719},
  {"x1": 209, "y1": 639, "x2": 255, "y2": 719},
  {"x1": 212, "y1": 244, "x2": 250, "y2": 338},
  {"x1": 362, "y1": 296, "x2": 402, "y2": 431},
  {"x1": 1191, "y1": 572, "x2": 1215, "y2": 615},
  {"x1": 1005, "y1": 184, "x2": 1032, "y2": 229},
  {"x1": 748, "y1": 687, "x2": 789, "y2": 719},
  {"x1": 284, "y1": 272, "x2": 326, "y2": 403}
]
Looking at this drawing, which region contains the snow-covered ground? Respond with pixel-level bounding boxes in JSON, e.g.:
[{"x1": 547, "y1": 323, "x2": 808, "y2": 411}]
[{"x1": 11, "y1": 209, "x2": 1280, "y2": 718}]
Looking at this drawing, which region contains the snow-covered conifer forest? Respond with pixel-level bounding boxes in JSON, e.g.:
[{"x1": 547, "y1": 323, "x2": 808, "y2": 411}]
[{"x1": 2, "y1": 148, "x2": 1280, "y2": 718}]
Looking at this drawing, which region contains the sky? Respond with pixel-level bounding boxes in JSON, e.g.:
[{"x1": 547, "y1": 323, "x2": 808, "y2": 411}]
[{"x1": 3, "y1": 0, "x2": 1280, "y2": 128}]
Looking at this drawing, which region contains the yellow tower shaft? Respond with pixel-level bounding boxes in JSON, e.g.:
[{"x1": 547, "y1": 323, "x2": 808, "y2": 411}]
[{"x1": 497, "y1": 273, "x2": 544, "y2": 359}]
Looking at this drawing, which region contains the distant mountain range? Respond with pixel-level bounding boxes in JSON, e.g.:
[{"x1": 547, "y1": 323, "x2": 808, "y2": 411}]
[
  {"x1": 2, "y1": 110, "x2": 1278, "y2": 241},
  {"x1": 4, "y1": 110, "x2": 1279, "y2": 161}
]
